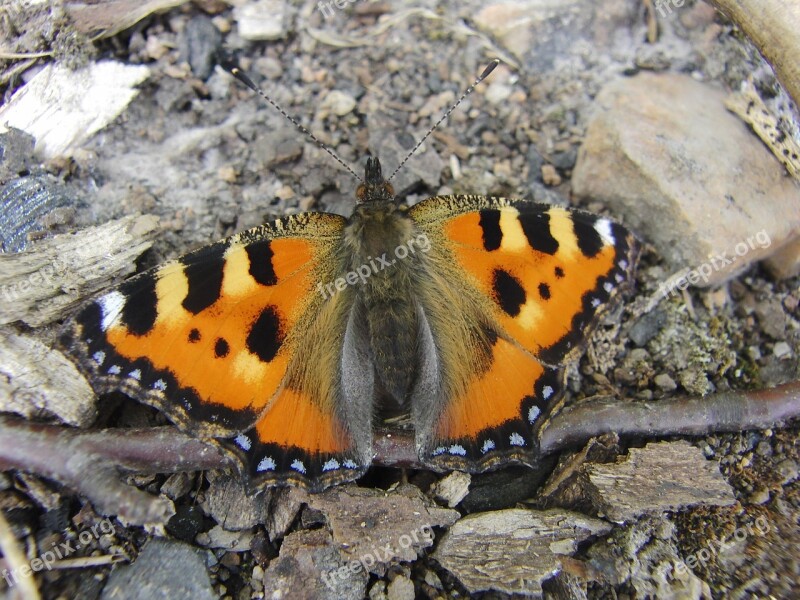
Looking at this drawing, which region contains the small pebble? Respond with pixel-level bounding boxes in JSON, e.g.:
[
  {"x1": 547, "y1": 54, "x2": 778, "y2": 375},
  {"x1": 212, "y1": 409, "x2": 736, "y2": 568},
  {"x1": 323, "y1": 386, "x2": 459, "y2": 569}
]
[
  {"x1": 773, "y1": 341, "x2": 791, "y2": 359},
  {"x1": 748, "y1": 487, "x2": 770, "y2": 505},
  {"x1": 485, "y1": 82, "x2": 512, "y2": 105},
  {"x1": 747, "y1": 345, "x2": 762, "y2": 361},
  {"x1": 755, "y1": 440, "x2": 772, "y2": 457},
  {"x1": 654, "y1": 373, "x2": 677, "y2": 391},
  {"x1": 776, "y1": 458, "x2": 798, "y2": 484},
  {"x1": 319, "y1": 90, "x2": 357, "y2": 117},
  {"x1": 541, "y1": 164, "x2": 562, "y2": 186},
  {"x1": 218, "y1": 165, "x2": 237, "y2": 183}
]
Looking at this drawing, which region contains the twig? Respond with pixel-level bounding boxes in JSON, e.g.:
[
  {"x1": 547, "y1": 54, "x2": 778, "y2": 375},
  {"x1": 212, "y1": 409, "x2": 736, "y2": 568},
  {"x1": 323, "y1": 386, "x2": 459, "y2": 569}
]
[
  {"x1": 0, "y1": 381, "x2": 798, "y2": 518},
  {"x1": 539, "y1": 379, "x2": 800, "y2": 452},
  {"x1": 0, "y1": 419, "x2": 233, "y2": 525}
]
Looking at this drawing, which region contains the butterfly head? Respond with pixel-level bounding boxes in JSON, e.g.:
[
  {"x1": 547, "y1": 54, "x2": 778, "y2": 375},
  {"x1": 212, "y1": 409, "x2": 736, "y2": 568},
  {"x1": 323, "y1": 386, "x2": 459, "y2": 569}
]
[{"x1": 356, "y1": 157, "x2": 395, "y2": 205}]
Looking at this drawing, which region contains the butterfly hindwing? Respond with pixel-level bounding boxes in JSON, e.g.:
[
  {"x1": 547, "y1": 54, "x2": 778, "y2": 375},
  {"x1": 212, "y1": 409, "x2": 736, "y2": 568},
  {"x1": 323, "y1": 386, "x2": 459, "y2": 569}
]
[
  {"x1": 408, "y1": 195, "x2": 638, "y2": 471},
  {"x1": 61, "y1": 212, "x2": 372, "y2": 490}
]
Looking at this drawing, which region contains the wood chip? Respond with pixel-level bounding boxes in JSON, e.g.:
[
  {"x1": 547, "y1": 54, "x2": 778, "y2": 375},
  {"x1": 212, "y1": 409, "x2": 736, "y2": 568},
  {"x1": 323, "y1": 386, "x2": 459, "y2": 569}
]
[
  {"x1": 200, "y1": 471, "x2": 270, "y2": 531},
  {"x1": 433, "y1": 508, "x2": 612, "y2": 596},
  {"x1": 0, "y1": 61, "x2": 150, "y2": 159},
  {"x1": 584, "y1": 441, "x2": 736, "y2": 523},
  {"x1": 65, "y1": 0, "x2": 189, "y2": 40},
  {"x1": 306, "y1": 484, "x2": 459, "y2": 574},
  {"x1": 266, "y1": 486, "x2": 305, "y2": 542},
  {"x1": 430, "y1": 471, "x2": 471, "y2": 508},
  {"x1": 0, "y1": 214, "x2": 160, "y2": 327},
  {"x1": 0, "y1": 331, "x2": 95, "y2": 426},
  {"x1": 262, "y1": 528, "x2": 368, "y2": 600}
]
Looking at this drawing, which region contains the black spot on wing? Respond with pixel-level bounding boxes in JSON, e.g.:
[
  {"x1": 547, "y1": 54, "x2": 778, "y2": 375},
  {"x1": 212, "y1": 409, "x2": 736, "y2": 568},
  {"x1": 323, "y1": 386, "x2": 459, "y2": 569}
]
[
  {"x1": 214, "y1": 338, "x2": 230, "y2": 358},
  {"x1": 573, "y1": 214, "x2": 604, "y2": 258},
  {"x1": 538, "y1": 282, "x2": 551, "y2": 300},
  {"x1": 246, "y1": 240, "x2": 278, "y2": 286},
  {"x1": 519, "y1": 211, "x2": 559, "y2": 255},
  {"x1": 119, "y1": 277, "x2": 158, "y2": 336},
  {"x1": 492, "y1": 269, "x2": 526, "y2": 317},
  {"x1": 554, "y1": 266, "x2": 564, "y2": 278},
  {"x1": 246, "y1": 306, "x2": 283, "y2": 362},
  {"x1": 188, "y1": 328, "x2": 201, "y2": 342},
  {"x1": 478, "y1": 210, "x2": 502, "y2": 251},
  {"x1": 181, "y1": 244, "x2": 226, "y2": 314}
]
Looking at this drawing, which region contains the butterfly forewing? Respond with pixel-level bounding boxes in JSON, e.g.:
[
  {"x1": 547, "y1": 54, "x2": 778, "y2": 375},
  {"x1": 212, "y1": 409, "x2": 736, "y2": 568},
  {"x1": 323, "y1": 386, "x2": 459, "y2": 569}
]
[{"x1": 62, "y1": 212, "x2": 373, "y2": 489}]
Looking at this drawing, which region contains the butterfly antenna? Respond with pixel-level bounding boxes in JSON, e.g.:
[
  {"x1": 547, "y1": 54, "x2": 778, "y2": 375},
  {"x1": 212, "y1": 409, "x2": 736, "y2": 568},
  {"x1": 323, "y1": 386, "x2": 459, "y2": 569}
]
[
  {"x1": 221, "y1": 60, "x2": 364, "y2": 184},
  {"x1": 386, "y1": 58, "x2": 501, "y2": 183}
]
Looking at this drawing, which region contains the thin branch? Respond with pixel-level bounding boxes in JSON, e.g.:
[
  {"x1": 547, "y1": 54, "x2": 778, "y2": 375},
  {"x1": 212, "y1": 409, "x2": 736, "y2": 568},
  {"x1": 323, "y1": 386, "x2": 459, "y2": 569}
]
[
  {"x1": 0, "y1": 381, "x2": 797, "y2": 520},
  {"x1": 539, "y1": 380, "x2": 800, "y2": 453},
  {"x1": 0, "y1": 419, "x2": 234, "y2": 525}
]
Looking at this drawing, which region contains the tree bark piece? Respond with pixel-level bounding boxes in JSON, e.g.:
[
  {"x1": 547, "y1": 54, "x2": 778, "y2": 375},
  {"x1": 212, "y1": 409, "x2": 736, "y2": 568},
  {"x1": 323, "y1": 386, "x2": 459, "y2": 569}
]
[
  {"x1": 433, "y1": 508, "x2": 611, "y2": 596},
  {"x1": 0, "y1": 331, "x2": 95, "y2": 426},
  {"x1": 583, "y1": 441, "x2": 736, "y2": 523},
  {"x1": 305, "y1": 484, "x2": 459, "y2": 576},
  {"x1": 0, "y1": 214, "x2": 159, "y2": 326}
]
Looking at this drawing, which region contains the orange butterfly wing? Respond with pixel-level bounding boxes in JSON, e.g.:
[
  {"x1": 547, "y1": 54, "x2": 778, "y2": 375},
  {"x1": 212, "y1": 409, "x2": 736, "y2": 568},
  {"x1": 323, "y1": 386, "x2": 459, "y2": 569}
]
[
  {"x1": 62, "y1": 212, "x2": 371, "y2": 489},
  {"x1": 409, "y1": 196, "x2": 638, "y2": 471}
]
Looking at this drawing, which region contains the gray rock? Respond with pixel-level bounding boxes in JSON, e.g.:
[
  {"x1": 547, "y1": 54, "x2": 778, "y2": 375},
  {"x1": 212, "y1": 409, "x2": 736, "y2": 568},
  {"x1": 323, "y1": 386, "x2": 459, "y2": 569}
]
[
  {"x1": 181, "y1": 15, "x2": 222, "y2": 80},
  {"x1": 101, "y1": 539, "x2": 215, "y2": 600},
  {"x1": 572, "y1": 73, "x2": 800, "y2": 287},
  {"x1": 629, "y1": 309, "x2": 667, "y2": 347}
]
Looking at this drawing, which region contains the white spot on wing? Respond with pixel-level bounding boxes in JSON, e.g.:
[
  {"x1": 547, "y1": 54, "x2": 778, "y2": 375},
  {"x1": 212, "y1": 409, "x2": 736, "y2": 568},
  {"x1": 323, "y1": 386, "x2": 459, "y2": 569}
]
[
  {"x1": 432, "y1": 446, "x2": 446, "y2": 456},
  {"x1": 153, "y1": 379, "x2": 167, "y2": 391},
  {"x1": 97, "y1": 291, "x2": 126, "y2": 331},
  {"x1": 603, "y1": 282, "x2": 614, "y2": 293},
  {"x1": 528, "y1": 406, "x2": 541, "y2": 423},
  {"x1": 591, "y1": 297, "x2": 601, "y2": 308},
  {"x1": 291, "y1": 459, "x2": 306, "y2": 474},
  {"x1": 322, "y1": 459, "x2": 340, "y2": 471},
  {"x1": 257, "y1": 456, "x2": 276, "y2": 472},
  {"x1": 509, "y1": 432, "x2": 525, "y2": 447},
  {"x1": 234, "y1": 434, "x2": 251, "y2": 450},
  {"x1": 542, "y1": 385, "x2": 554, "y2": 399},
  {"x1": 618, "y1": 259, "x2": 628, "y2": 270},
  {"x1": 108, "y1": 365, "x2": 121, "y2": 375},
  {"x1": 92, "y1": 351, "x2": 105, "y2": 365},
  {"x1": 343, "y1": 459, "x2": 358, "y2": 469},
  {"x1": 128, "y1": 369, "x2": 141, "y2": 380},
  {"x1": 481, "y1": 439, "x2": 496, "y2": 453},
  {"x1": 595, "y1": 218, "x2": 614, "y2": 243},
  {"x1": 448, "y1": 444, "x2": 467, "y2": 456}
]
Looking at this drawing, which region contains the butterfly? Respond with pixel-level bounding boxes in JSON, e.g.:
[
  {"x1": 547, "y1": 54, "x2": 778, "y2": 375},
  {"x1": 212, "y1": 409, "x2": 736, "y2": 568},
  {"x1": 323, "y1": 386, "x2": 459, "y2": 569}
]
[{"x1": 60, "y1": 63, "x2": 639, "y2": 492}]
